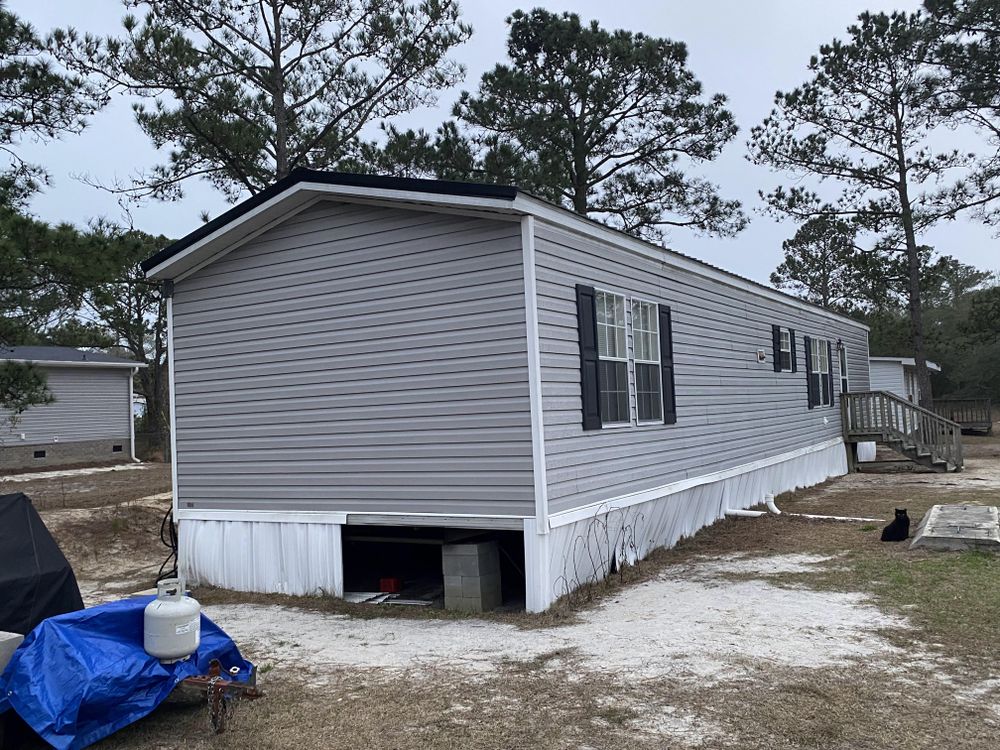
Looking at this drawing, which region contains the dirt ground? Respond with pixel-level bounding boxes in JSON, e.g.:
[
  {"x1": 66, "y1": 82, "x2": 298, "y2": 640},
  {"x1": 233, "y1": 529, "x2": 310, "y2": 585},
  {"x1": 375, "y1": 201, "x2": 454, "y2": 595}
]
[{"x1": 7, "y1": 434, "x2": 1000, "y2": 749}]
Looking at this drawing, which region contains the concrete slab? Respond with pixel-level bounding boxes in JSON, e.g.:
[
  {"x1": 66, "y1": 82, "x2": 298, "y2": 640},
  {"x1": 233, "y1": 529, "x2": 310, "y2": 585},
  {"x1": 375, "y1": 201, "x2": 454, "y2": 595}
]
[{"x1": 910, "y1": 505, "x2": 1000, "y2": 551}]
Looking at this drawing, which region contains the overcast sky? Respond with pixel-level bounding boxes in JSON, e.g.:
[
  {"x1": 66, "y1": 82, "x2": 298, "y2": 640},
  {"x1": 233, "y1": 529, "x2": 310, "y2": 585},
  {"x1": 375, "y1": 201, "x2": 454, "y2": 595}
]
[{"x1": 9, "y1": 0, "x2": 999, "y2": 283}]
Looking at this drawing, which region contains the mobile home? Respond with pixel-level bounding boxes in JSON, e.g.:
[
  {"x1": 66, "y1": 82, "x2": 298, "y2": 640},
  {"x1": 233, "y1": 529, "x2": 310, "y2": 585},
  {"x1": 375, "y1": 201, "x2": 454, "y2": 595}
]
[
  {"x1": 0, "y1": 346, "x2": 143, "y2": 470},
  {"x1": 143, "y1": 171, "x2": 870, "y2": 612},
  {"x1": 869, "y1": 356, "x2": 940, "y2": 403}
]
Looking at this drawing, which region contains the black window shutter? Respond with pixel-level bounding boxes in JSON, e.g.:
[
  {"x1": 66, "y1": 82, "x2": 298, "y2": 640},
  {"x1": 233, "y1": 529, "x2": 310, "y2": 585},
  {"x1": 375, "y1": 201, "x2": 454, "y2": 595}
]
[
  {"x1": 789, "y1": 329, "x2": 797, "y2": 373},
  {"x1": 576, "y1": 284, "x2": 602, "y2": 430},
  {"x1": 771, "y1": 325, "x2": 782, "y2": 373},
  {"x1": 826, "y1": 341, "x2": 835, "y2": 407},
  {"x1": 803, "y1": 335, "x2": 817, "y2": 409},
  {"x1": 658, "y1": 305, "x2": 677, "y2": 425}
]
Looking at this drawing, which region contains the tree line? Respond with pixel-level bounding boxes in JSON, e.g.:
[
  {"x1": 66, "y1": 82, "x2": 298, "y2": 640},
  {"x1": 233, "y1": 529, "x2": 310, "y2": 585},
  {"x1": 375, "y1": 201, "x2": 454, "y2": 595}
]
[{"x1": 1, "y1": 0, "x2": 998, "y2": 436}]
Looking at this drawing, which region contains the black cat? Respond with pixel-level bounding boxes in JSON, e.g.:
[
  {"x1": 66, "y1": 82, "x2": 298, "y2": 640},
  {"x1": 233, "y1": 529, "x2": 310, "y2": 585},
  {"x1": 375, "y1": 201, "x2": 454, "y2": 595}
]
[{"x1": 880, "y1": 508, "x2": 910, "y2": 542}]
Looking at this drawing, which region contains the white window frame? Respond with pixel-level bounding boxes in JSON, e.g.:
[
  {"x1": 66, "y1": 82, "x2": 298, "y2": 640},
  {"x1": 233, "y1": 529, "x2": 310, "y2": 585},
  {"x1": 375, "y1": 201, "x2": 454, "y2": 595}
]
[
  {"x1": 595, "y1": 289, "x2": 630, "y2": 426},
  {"x1": 839, "y1": 346, "x2": 849, "y2": 394},
  {"x1": 778, "y1": 328, "x2": 792, "y2": 372},
  {"x1": 631, "y1": 297, "x2": 663, "y2": 424},
  {"x1": 810, "y1": 337, "x2": 832, "y2": 406}
]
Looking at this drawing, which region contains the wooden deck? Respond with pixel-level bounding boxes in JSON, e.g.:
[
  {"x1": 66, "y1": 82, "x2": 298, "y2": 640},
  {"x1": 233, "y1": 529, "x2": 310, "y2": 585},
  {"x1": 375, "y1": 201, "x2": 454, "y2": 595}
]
[{"x1": 932, "y1": 398, "x2": 994, "y2": 435}]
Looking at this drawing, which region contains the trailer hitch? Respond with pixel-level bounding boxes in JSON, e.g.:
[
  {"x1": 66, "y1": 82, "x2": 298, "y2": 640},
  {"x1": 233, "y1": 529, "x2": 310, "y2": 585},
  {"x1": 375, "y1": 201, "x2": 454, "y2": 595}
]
[{"x1": 178, "y1": 658, "x2": 264, "y2": 733}]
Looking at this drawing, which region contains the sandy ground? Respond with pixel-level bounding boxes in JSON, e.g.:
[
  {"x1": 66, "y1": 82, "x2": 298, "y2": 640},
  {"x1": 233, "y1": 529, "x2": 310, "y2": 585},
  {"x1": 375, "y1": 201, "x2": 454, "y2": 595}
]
[
  {"x1": 207, "y1": 552, "x2": 905, "y2": 682},
  {"x1": 22, "y1": 464, "x2": 175, "y2": 603}
]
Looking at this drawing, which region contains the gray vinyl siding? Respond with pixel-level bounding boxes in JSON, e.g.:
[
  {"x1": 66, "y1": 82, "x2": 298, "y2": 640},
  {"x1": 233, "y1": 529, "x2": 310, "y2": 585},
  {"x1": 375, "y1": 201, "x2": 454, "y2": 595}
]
[
  {"x1": 171, "y1": 200, "x2": 534, "y2": 517},
  {"x1": 0, "y1": 366, "x2": 131, "y2": 445},
  {"x1": 534, "y1": 221, "x2": 871, "y2": 515},
  {"x1": 870, "y1": 360, "x2": 905, "y2": 397}
]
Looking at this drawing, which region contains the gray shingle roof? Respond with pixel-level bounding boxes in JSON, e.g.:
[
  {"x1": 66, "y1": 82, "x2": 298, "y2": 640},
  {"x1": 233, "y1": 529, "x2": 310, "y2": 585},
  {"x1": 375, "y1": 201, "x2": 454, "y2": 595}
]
[{"x1": 0, "y1": 346, "x2": 143, "y2": 367}]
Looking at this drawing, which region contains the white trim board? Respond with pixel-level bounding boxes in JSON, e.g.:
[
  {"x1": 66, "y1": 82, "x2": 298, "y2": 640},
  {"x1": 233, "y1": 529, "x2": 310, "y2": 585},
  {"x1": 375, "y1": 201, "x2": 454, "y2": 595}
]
[
  {"x1": 176, "y1": 509, "x2": 348, "y2": 525},
  {"x1": 546, "y1": 437, "x2": 846, "y2": 529},
  {"x1": 166, "y1": 296, "x2": 180, "y2": 518},
  {"x1": 174, "y1": 508, "x2": 527, "y2": 530},
  {"x1": 521, "y1": 214, "x2": 550, "y2": 535}
]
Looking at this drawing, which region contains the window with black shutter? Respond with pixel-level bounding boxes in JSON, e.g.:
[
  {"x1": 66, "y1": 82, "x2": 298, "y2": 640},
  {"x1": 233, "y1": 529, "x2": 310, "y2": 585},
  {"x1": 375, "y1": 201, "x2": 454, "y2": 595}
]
[
  {"x1": 576, "y1": 285, "x2": 679, "y2": 429},
  {"x1": 772, "y1": 325, "x2": 793, "y2": 372},
  {"x1": 806, "y1": 336, "x2": 832, "y2": 407}
]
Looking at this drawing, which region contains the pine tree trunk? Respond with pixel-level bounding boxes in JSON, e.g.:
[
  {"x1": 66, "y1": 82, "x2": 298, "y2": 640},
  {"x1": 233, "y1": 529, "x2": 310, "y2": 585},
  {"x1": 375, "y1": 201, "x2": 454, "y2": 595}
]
[
  {"x1": 270, "y1": 1, "x2": 289, "y2": 180},
  {"x1": 893, "y1": 105, "x2": 933, "y2": 409}
]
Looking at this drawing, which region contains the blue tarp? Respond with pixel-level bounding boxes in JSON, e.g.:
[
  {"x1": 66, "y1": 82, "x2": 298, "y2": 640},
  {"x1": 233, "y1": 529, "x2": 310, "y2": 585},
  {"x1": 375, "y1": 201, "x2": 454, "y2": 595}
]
[{"x1": 0, "y1": 596, "x2": 253, "y2": 750}]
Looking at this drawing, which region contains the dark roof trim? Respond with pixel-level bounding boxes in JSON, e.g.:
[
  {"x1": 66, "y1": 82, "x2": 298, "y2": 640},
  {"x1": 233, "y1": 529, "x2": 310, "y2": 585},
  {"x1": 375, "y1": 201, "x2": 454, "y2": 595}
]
[{"x1": 140, "y1": 170, "x2": 520, "y2": 273}]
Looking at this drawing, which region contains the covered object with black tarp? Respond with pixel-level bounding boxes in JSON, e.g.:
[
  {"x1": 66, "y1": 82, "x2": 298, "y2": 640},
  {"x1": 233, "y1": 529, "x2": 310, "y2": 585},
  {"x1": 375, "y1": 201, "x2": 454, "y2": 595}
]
[{"x1": 0, "y1": 492, "x2": 83, "y2": 634}]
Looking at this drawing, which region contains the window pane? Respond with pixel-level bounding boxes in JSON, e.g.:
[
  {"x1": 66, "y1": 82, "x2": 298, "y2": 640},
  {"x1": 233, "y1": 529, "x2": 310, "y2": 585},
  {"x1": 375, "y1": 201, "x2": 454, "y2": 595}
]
[
  {"x1": 597, "y1": 291, "x2": 626, "y2": 359},
  {"x1": 779, "y1": 350, "x2": 791, "y2": 371},
  {"x1": 599, "y1": 360, "x2": 629, "y2": 423},
  {"x1": 631, "y1": 300, "x2": 659, "y2": 363},
  {"x1": 636, "y1": 362, "x2": 662, "y2": 421}
]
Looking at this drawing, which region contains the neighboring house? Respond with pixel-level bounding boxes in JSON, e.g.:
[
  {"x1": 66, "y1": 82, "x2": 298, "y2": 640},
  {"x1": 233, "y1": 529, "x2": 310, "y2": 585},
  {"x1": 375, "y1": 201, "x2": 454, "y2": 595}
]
[
  {"x1": 869, "y1": 356, "x2": 941, "y2": 403},
  {"x1": 143, "y1": 170, "x2": 871, "y2": 613},
  {"x1": 0, "y1": 347, "x2": 144, "y2": 470}
]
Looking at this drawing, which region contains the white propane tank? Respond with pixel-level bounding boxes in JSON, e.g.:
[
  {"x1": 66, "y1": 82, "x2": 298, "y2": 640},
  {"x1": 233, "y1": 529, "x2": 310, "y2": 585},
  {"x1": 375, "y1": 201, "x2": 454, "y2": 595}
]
[{"x1": 144, "y1": 578, "x2": 201, "y2": 663}]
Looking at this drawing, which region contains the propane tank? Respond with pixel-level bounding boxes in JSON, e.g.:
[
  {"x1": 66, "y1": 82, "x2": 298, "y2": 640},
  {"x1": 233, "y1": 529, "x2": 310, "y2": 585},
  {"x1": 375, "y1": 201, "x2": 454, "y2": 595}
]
[{"x1": 144, "y1": 578, "x2": 201, "y2": 663}]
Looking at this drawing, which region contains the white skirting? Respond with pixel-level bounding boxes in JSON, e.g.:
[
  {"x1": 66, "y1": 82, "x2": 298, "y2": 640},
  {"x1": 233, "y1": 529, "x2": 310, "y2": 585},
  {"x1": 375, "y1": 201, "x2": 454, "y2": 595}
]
[
  {"x1": 178, "y1": 519, "x2": 343, "y2": 596},
  {"x1": 524, "y1": 439, "x2": 848, "y2": 612}
]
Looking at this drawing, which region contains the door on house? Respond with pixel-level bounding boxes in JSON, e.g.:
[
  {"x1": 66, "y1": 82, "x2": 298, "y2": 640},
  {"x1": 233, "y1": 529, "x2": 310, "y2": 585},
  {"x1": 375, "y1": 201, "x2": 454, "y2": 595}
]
[{"x1": 904, "y1": 369, "x2": 916, "y2": 402}]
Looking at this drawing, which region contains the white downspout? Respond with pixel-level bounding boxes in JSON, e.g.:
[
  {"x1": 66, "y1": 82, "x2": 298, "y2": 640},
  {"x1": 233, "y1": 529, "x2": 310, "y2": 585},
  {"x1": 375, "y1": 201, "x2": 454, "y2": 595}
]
[
  {"x1": 129, "y1": 367, "x2": 139, "y2": 462},
  {"x1": 725, "y1": 493, "x2": 884, "y2": 523}
]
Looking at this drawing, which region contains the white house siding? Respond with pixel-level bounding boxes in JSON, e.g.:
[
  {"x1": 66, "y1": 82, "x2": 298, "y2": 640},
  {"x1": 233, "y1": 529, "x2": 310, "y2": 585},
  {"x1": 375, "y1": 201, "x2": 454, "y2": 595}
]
[
  {"x1": 0, "y1": 366, "x2": 131, "y2": 445},
  {"x1": 533, "y1": 221, "x2": 871, "y2": 516},
  {"x1": 870, "y1": 360, "x2": 906, "y2": 398},
  {"x1": 170, "y1": 200, "x2": 534, "y2": 518}
]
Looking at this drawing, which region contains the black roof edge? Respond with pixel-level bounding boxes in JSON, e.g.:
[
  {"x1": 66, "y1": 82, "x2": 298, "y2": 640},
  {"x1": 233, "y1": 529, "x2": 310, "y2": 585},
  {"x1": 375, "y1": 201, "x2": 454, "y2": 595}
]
[{"x1": 140, "y1": 170, "x2": 520, "y2": 274}]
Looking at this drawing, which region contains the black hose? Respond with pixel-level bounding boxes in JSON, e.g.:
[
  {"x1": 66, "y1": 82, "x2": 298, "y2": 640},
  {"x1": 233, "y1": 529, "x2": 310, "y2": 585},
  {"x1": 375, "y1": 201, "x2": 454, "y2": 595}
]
[{"x1": 156, "y1": 505, "x2": 178, "y2": 582}]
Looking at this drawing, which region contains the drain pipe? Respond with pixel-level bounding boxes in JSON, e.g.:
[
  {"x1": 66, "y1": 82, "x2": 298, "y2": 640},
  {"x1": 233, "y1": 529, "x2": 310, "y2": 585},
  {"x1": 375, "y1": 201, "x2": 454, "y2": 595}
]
[{"x1": 725, "y1": 494, "x2": 884, "y2": 523}]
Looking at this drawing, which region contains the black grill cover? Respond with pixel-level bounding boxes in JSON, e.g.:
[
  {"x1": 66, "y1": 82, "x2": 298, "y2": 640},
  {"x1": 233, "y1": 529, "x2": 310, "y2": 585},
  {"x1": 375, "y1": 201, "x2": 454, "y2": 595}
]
[{"x1": 0, "y1": 493, "x2": 83, "y2": 635}]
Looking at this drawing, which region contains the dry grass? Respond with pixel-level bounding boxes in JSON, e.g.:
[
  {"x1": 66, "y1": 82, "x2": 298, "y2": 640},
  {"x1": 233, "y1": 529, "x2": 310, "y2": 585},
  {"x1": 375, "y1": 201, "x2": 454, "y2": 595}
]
[
  {"x1": 2, "y1": 462, "x2": 172, "y2": 511},
  {"x1": 93, "y1": 658, "x2": 1000, "y2": 750}
]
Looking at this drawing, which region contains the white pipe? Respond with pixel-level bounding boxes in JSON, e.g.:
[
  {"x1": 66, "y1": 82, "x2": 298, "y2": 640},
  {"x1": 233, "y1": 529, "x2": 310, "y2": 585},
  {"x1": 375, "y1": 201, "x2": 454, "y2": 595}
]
[{"x1": 724, "y1": 493, "x2": 885, "y2": 523}]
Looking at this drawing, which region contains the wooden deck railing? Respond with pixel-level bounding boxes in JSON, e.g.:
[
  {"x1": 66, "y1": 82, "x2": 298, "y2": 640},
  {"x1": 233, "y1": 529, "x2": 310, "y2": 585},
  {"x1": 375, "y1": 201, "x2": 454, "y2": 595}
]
[
  {"x1": 932, "y1": 397, "x2": 994, "y2": 433},
  {"x1": 842, "y1": 390, "x2": 964, "y2": 469}
]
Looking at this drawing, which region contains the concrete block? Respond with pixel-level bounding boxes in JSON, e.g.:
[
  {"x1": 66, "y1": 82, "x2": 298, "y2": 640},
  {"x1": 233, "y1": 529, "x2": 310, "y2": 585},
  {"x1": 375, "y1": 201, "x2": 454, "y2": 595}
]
[
  {"x1": 450, "y1": 597, "x2": 483, "y2": 614},
  {"x1": 0, "y1": 631, "x2": 24, "y2": 673},
  {"x1": 443, "y1": 540, "x2": 503, "y2": 613},
  {"x1": 448, "y1": 544, "x2": 480, "y2": 556},
  {"x1": 444, "y1": 575, "x2": 463, "y2": 599},
  {"x1": 442, "y1": 554, "x2": 481, "y2": 577}
]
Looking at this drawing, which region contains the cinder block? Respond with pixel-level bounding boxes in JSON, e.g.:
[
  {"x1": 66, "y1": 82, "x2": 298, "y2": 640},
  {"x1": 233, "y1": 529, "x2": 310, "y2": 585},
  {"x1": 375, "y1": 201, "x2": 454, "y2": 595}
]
[
  {"x1": 444, "y1": 575, "x2": 463, "y2": 599},
  {"x1": 443, "y1": 541, "x2": 503, "y2": 613},
  {"x1": 450, "y1": 597, "x2": 483, "y2": 613},
  {"x1": 448, "y1": 544, "x2": 480, "y2": 556},
  {"x1": 442, "y1": 554, "x2": 480, "y2": 577},
  {"x1": 0, "y1": 631, "x2": 24, "y2": 673}
]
